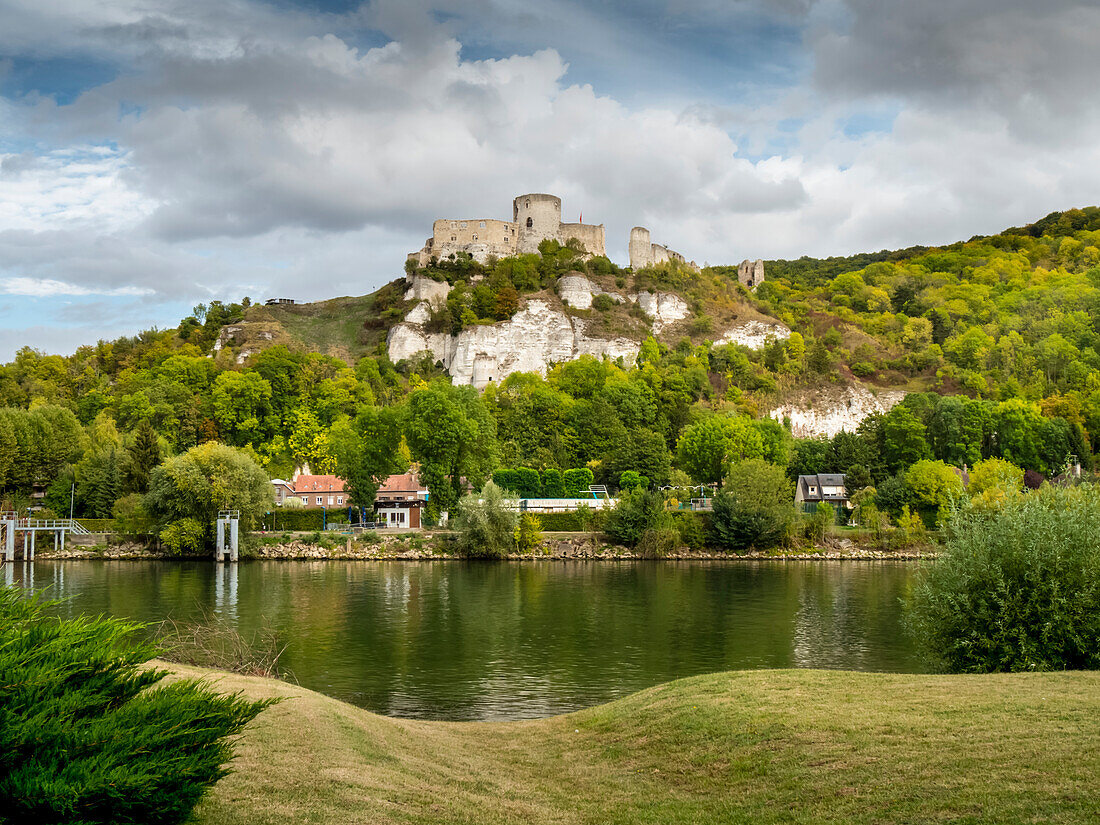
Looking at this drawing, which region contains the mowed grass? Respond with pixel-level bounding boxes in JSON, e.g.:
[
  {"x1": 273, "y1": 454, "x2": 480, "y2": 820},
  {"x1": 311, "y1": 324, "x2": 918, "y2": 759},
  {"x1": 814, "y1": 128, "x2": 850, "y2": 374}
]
[{"x1": 181, "y1": 664, "x2": 1100, "y2": 825}]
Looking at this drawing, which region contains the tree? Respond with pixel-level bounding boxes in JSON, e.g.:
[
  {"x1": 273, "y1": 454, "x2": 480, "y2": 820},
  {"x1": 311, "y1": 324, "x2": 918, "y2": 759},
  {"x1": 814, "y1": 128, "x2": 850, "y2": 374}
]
[
  {"x1": 967, "y1": 457, "x2": 1024, "y2": 504},
  {"x1": 905, "y1": 460, "x2": 965, "y2": 525},
  {"x1": 514, "y1": 513, "x2": 543, "y2": 553},
  {"x1": 676, "y1": 415, "x2": 764, "y2": 485},
  {"x1": 329, "y1": 407, "x2": 405, "y2": 507},
  {"x1": 126, "y1": 418, "x2": 162, "y2": 494},
  {"x1": 0, "y1": 587, "x2": 272, "y2": 825},
  {"x1": 618, "y1": 470, "x2": 649, "y2": 492},
  {"x1": 710, "y1": 459, "x2": 794, "y2": 551},
  {"x1": 562, "y1": 468, "x2": 594, "y2": 497},
  {"x1": 540, "y1": 468, "x2": 565, "y2": 498},
  {"x1": 211, "y1": 371, "x2": 274, "y2": 446},
  {"x1": 145, "y1": 443, "x2": 272, "y2": 549},
  {"x1": 404, "y1": 382, "x2": 497, "y2": 521},
  {"x1": 604, "y1": 487, "x2": 669, "y2": 548},
  {"x1": 881, "y1": 406, "x2": 931, "y2": 474},
  {"x1": 906, "y1": 485, "x2": 1100, "y2": 672},
  {"x1": 453, "y1": 481, "x2": 516, "y2": 558}
]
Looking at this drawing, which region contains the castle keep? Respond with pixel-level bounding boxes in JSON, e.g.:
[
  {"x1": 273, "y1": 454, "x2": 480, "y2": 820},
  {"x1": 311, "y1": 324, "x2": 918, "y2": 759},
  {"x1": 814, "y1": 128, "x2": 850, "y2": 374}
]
[
  {"x1": 408, "y1": 193, "x2": 606, "y2": 267},
  {"x1": 408, "y1": 192, "x2": 741, "y2": 279}
]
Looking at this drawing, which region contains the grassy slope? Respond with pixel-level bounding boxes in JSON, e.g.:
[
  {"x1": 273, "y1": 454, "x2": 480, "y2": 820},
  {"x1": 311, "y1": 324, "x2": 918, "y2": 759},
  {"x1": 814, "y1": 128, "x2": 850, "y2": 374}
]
[{"x1": 180, "y1": 664, "x2": 1100, "y2": 825}]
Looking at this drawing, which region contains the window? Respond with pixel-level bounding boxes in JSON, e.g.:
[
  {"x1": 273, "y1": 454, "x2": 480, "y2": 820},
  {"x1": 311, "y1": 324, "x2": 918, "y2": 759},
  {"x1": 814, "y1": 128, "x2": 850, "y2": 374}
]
[
  {"x1": 398, "y1": 512, "x2": 405, "y2": 524},
  {"x1": 460, "y1": 221, "x2": 467, "y2": 228},
  {"x1": 316, "y1": 496, "x2": 322, "y2": 505},
  {"x1": 809, "y1": 487, "x2": 817, "y2": 495},
  {"x1": 300, "y1": 497, "x2": 308, "y2": 505},
  {"x1": 451, "y1": 235, "x2": 456, "y2": 241},
  {"x1": 479, "y1": 221, "x2": 486, "y2": 228},
  {"x1": 472, "y1": 234, "x2": 478, "y2": 241},
  {"x1": 525, "y1": 199, "x2": 530, "y2": 208},
  {"x1": 327, "y1": 496, "x2": 334, "y2": 505},
  {"x1": 526, "y1": 217, "x2": 533, "y2": 228},
  {"x1": 337, "y1": 496, "x2": 344, "y2": 505}
]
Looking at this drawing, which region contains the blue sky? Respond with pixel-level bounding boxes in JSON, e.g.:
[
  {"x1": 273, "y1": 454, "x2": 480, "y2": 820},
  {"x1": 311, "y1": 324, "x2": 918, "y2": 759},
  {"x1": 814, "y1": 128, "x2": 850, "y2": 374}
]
[{"x1": 3, "y1": 0, "x2": 1100, "y2": 359}]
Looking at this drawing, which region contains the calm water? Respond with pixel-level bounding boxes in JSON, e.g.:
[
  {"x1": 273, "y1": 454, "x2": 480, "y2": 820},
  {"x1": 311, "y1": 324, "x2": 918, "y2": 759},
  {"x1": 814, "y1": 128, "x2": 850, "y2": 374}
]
[{"x1": 5, "y1": 560, "x2": 922, "y2": 721}]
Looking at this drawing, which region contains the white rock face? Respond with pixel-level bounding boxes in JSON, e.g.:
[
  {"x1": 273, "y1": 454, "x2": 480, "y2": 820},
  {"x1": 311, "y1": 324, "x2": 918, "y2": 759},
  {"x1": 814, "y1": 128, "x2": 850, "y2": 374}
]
[
  {"x1": 634, "y1": 291, "x2": 689, "y2": 333},
  {"x1": 769, "y1": 384, "x2": 906, "y2": 438},
  {"x1": 557, "y1": 275, "x2": 595, "y2": 309},
  {"x1": 404, "y1": 301, "x2": 432, "y2": 324},
  {"x1": 387, "y1": 299, "x2": 639, "y2": 388},
  {"x1": 557, "y1": 275, "x2": 625, "y2": 310},
  {"x1": 404, "y1": 274, "x2": 451, "y2": 306},
  {"x1": 718, "y1": 320, "x2": 791, "y2": 350}
]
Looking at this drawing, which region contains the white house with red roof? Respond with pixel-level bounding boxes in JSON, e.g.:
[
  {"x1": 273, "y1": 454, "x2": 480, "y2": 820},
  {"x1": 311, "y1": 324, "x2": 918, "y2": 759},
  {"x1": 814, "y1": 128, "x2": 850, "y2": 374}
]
[{"x1": 271, "y1": 469, "x2": 348, "y2": 509}]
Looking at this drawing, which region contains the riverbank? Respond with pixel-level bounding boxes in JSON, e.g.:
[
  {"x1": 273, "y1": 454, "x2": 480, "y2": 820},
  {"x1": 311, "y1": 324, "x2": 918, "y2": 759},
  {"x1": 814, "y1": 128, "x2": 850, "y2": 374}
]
[
  {"x1": 35, "y1": 531, "x2": 935, "y2": 561},
  {"x1": 179, "y1": 663, "x2": 1097, "y2": 824}
]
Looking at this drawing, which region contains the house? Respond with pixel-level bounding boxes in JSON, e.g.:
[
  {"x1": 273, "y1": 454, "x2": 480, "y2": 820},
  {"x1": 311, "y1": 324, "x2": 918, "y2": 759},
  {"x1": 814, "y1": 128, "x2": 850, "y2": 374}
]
[
  {"x1": 795, "y1": 474, "x2": 849, "y2": 514},
  {"x1": 271, "y1": 472, "x2": 348, "y2": 509},
  {"x1": 374, "y1": 470, "x2": 430, "y2": 529}
]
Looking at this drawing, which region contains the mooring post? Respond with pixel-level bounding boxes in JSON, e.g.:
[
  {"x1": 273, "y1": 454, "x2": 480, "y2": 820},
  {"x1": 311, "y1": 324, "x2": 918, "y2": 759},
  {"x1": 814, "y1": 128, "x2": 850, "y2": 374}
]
[
  {"x1": 230, "y1": 517, "x2": 239, "y2": 562},
  {"x1": 2, "y1": 517, "x2": 13, "y2": 563},
  {"x1": 28, "y1": 530, "x2": 35, "y2": 561},
  {"x1": 216, "y1": 517, "x2": 226, "y2": 563}
]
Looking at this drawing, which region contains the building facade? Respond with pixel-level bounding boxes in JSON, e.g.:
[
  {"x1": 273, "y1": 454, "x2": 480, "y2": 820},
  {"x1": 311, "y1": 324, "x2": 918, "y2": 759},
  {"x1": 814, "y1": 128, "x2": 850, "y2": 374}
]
[
  {"x1": 373, "y1": 470, "x2": 430, "y2": 529},
  {"x1": 794, "y1": 474, "x2": 849, "y2": 513},
  {"x1": 271, "y1": 473, "x2": 348, "y2": 509}
]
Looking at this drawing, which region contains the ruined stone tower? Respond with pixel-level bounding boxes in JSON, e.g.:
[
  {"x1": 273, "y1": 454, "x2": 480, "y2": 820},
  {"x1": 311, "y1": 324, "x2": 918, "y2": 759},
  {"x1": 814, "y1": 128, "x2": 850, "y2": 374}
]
[
  {"x1": 629, "y1": 227, "x2": 652, "y2": 270},
  {"x1": 514, "y1": 193, "x2": 562, "y2": 255}
]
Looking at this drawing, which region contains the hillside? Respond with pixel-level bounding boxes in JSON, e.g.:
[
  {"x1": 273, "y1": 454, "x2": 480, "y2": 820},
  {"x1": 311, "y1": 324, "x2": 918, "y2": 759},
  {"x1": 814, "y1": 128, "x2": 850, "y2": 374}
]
[
  {"x1": 3, "y1": 208, "x2": 1100, "y2": 523},
  {"x1": 179, "y1": 663, "x2": 1100, "y2": 824}
]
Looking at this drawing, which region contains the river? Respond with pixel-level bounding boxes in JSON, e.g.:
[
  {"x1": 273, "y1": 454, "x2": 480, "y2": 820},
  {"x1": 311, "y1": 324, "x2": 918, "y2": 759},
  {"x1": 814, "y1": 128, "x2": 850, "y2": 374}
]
[{"x1": 7, "y1": 559, "x2": 922, "y2": 721}]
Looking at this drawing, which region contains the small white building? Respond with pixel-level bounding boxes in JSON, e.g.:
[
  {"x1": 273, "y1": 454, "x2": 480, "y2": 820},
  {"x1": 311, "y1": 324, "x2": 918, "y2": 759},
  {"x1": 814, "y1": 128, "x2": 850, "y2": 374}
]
[{"x1": 374, "y1": 471, "x2": 430, "y2": 529}]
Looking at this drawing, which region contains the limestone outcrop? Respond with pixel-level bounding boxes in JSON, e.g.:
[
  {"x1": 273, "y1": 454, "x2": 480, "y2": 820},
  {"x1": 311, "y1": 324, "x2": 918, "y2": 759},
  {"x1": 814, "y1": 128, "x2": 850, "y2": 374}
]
[
  {"x1": 388, "y1": 299, "x2": 639, "y2": 389},
  {"x1": 404, "y1": 274, "x2": 451, "y2": 306},
  {"x1": 718, "y1": 320, "x2": 791, "y2": 350},
  {"x1": 634, "y1": 291, "x2": 689, "y2": 333},
  {"x1": 769, "y1": 383, "x2": 905, "y2": 438},
  {"x1": 556, "y1": 275, "x2": 625, "y2": 310}
]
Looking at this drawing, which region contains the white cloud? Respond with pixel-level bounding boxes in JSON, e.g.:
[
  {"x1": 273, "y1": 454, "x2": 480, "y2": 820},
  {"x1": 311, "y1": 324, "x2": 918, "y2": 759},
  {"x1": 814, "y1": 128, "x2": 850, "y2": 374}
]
[{"x1": 0, "y1": 277, "x2": 152, "y2": 297}]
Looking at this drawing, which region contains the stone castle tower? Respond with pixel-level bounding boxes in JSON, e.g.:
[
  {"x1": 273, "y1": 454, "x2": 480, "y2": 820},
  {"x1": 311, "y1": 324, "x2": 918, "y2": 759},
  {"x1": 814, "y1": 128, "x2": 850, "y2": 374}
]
[{"x1": 514, "y1": 194, "x2": 562, "y2": 254}]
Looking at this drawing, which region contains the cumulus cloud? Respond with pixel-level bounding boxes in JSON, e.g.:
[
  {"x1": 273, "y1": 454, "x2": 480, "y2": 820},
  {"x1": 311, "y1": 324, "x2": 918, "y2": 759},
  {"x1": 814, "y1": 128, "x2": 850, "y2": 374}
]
[{"x1": 2, "y1": 0, "x2": 1100, "y2": 358}]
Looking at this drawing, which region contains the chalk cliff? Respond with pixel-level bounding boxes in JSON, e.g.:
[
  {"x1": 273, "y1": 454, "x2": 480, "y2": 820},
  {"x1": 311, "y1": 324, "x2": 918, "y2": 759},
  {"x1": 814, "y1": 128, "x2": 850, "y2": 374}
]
[
  {"x1": 769, "y1": 383, "x2": 905, "y2": 438},
  {"x1": 388, "y1": 299, "x2": 639, "y2": 389}
]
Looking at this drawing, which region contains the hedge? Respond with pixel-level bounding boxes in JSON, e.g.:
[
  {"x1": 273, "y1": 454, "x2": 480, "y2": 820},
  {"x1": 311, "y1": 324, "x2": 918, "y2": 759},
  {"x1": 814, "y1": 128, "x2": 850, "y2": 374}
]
[
  {"x1": 76, "y1": 519, "x2": 117, "y2": 532},
  {"x1": 260, "y1": 510, "x2": 350, "y2": 531}
]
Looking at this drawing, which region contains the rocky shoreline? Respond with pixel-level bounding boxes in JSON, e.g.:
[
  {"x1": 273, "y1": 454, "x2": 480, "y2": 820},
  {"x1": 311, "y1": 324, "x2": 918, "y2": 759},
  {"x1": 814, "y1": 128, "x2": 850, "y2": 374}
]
[{"x1": 32, "y1": 534, "x2": 934, "y2": 562}]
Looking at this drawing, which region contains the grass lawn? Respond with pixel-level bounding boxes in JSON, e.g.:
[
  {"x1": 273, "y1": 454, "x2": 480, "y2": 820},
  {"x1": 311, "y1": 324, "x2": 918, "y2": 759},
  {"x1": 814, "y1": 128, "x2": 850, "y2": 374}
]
[{"x1": 184, "y1": 664, "x2": 1100, "y2": 824}]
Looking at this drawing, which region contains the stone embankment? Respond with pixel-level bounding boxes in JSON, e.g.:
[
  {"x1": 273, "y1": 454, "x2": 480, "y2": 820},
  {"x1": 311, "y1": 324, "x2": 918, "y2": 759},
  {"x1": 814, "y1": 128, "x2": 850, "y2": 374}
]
[{"x1": 33, "y1": 535, "x2": 932, "y2": 561}]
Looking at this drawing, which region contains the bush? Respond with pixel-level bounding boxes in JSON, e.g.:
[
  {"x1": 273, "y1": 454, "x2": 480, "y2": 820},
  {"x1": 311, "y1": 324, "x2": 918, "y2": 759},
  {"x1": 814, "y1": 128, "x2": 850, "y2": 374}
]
[
  {"x1": 514, "y1": 513, "x2": 543, "y2": 553},
  {"x1": 618, "y1": 470, "x2": 649, "y2": 492},
  {"x1": 454, "y1": 481, "x2": 517, "y2": 558},
  {"x1": 636, "y1": 527, "x2": 680, "y2": 557},
  {"x1": 675, "y1": 513, "x2": 707, "y2": 550},
  {"x1": 160, "y1": 518, "x2": 206, "y2": 556},
  {"x1": 604, "y1": 488, "x2": 669, "y2": 547},
  {"x1": 562, "y1": 468, "x2": 594, "y2": 497},
  {"x1": 592, "y1": 293, "x2": 615, "y2": 312},
  {"x1": 905, "y1": 485, "x2": 1100, "y2": 672},
  {"x1": 540, "y1": 468, "x2": 565, "y2": 498},
  {"x1": 113, "y1": 494, "x2": 156, "y2": 538},
  {"x1": 710, "y1": 459, "x2": 794, "y2": 551},
  {"x1": 0, "y1": 588, "x2": 272, "y2": 824}
]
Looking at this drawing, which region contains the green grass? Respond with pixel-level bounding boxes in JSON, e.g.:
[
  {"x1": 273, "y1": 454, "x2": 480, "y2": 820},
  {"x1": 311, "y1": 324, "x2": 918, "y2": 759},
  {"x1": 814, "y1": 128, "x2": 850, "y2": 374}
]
[{"x1": 180, "y1": 665, "x2": 1100, "y2": 824}]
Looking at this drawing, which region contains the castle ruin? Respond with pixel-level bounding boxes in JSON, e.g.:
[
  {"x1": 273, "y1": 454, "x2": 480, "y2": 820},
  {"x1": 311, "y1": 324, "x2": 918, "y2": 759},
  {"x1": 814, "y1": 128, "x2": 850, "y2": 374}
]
[
  {"x1": 737, "y1": 259, "x2": 765, "y2": 290},
  {"x1": 408, "y1": 193, "x2": 606, "y2": 267},
  {"x1": 407, "y1": 192, "x2": 721, "y2": 276}
]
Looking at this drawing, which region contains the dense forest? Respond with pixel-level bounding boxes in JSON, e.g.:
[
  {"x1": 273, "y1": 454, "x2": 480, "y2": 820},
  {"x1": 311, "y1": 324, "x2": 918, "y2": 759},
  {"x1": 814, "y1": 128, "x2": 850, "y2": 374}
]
[{"x1": 3, "y1": 208, "x2": 1100, "y2": 545}]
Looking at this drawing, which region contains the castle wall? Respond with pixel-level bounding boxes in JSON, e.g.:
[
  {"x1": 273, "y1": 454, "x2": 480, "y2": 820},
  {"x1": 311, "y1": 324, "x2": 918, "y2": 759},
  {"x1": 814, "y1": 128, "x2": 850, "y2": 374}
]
[
  {"x1": 424, "y1": 218, "x2": 517, "y2": 264},
  {"x1": 514, "y1": 193, "x2": 562, "y2": 254},
  {"x1": 560, "y1": 222, "x2": 606, "y2": 257},
  {"x1": 737, "y1": 259, "x2": 765, "y2": 290}
]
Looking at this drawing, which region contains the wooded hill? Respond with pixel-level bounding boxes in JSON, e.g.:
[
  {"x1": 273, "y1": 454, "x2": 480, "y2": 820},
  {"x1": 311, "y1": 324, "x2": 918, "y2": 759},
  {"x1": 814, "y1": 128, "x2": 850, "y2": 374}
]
[{"x1": 3, "y1": 208, "x2": 1099, "y2": 530}]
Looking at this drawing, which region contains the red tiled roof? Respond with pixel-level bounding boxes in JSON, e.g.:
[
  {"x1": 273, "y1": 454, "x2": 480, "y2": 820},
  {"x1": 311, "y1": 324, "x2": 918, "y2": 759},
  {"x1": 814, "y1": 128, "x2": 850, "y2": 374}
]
[
  {"x1": 291, "y1": 474, "x2": 347, "y2": 494},
  {"x1": 377, "y1": 471, "x2": 427, "y2": 494}
]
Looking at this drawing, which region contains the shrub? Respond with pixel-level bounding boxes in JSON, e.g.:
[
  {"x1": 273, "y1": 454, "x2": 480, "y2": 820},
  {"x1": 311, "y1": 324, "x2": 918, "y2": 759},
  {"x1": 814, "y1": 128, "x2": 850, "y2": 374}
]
[
  {"x1": 604, "y1": 488, "x2": 669, "y2": 547},
  {"x1": 113, "y1": 493, "x2": 156, "y2": 538},
  {"x1": 0, "y1": 588, "x2": 272, "y2": 824},
  {"x1": 562, "y1": 468, "x2": 594, "y2": 497},
  {"x1": 454, "y1": 481, "x2": 517, "y2": 558},
  {"x1": 905, "y1": 485, "x2": 1100, "y2": 672},
  {"x1": 592, "y1": 293, "x2": 615, "y2": 312},
  {"x1": 540, "y1": 468, "x2": 565, "y2": 498},
  {"x1": 514, "y1": 513, "x2": 543, "y2": 553},
  {"x1": 710, "y1": 459, "x2": 794, "y2": 551},
  {"x1": 675, "y1": 513, "x2": 707, "y2": 550},
  {"x1": 636, "y1": 527, "x2": 680, "y2": 557},
  {"x1": 160, "y1": 518, "x2": 206, "y2": 556},
  {"x1": 618, "y1": 470, "x2": 649, "y2": 492}
]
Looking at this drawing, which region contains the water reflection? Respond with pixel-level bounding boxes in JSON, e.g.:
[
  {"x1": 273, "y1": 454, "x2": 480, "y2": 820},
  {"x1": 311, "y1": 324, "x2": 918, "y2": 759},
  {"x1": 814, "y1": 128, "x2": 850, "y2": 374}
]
[{"x1": 18, "y1": 560, "x2": 921, "y2": 721}]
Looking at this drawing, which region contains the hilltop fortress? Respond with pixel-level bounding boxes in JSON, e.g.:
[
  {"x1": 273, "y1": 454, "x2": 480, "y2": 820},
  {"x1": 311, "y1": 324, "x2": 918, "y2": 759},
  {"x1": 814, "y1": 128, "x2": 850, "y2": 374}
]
[{"x1": 408, "y1": 193, "x2": 713, "y2": 276}]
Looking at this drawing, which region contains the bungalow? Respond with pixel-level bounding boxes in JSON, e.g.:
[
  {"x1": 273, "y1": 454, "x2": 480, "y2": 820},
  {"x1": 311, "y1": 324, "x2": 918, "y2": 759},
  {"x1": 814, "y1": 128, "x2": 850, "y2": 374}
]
[
  {"x1": 795, "y1": 473, "x2": 849, "y2": 514},
  {"x1": 271, "y1": 472, "x2": 348, "y2": 509},
  {"x1": 374, "y1": 470, "x2": 430, "y2": 529}
]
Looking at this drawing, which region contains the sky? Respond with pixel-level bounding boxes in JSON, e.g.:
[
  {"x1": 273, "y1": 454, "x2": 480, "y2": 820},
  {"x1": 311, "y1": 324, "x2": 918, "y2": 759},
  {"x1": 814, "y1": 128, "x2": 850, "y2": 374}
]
[{"x1": 3, "y1": 0, "x2": 1100, "y2": 359}]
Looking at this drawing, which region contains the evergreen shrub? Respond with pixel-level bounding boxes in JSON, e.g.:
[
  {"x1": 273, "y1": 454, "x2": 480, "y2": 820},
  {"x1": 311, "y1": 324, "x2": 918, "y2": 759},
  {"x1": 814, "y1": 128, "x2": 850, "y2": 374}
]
[
  {"x1": 906, "y1": 485, "x2": 1100, "y2": 672},
  {"x1": 0, "y1": 588, "x2": 271, "y2": 824}
]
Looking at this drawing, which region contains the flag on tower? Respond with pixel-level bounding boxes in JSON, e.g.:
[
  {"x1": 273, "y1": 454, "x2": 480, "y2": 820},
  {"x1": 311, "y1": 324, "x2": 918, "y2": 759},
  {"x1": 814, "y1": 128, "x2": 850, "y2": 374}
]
[{"x1": 579, "y1": 212, "x2": 583, "y2": 223}]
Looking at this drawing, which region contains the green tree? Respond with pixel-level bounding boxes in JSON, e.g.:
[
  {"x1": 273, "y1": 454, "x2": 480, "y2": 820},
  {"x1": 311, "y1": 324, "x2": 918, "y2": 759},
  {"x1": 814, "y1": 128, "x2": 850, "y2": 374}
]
[
  {"x1": 618, "y1": 470, "x2": 649, "y2": 492},
  {"x1": 905, "y1": 459, "x2": 965, "y2": 525},
  {"x1": 453, "y1": 481, "x2": 516, "y2": 558},
  {"x1": 710, "y1": 459, "x2": 794, "y2": 551},
  {"x1": 881, "y1": 406, "x2": 931, "y2": 474},
  {"x1": 676, "y1": 415, "x2": 764, "y2": 485},
  {"x1": 145, "y1": 443, "x2": 273, "y2": 549},
  {"x1": 329, "y1": 407, "x2": 406, "y2": 507},
  {"x1": 126, "y1": 418, "x2": 163, "y2": 494},
  {"x1": 211, "y1": 371, "x2": 274, "y2": 446}
]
